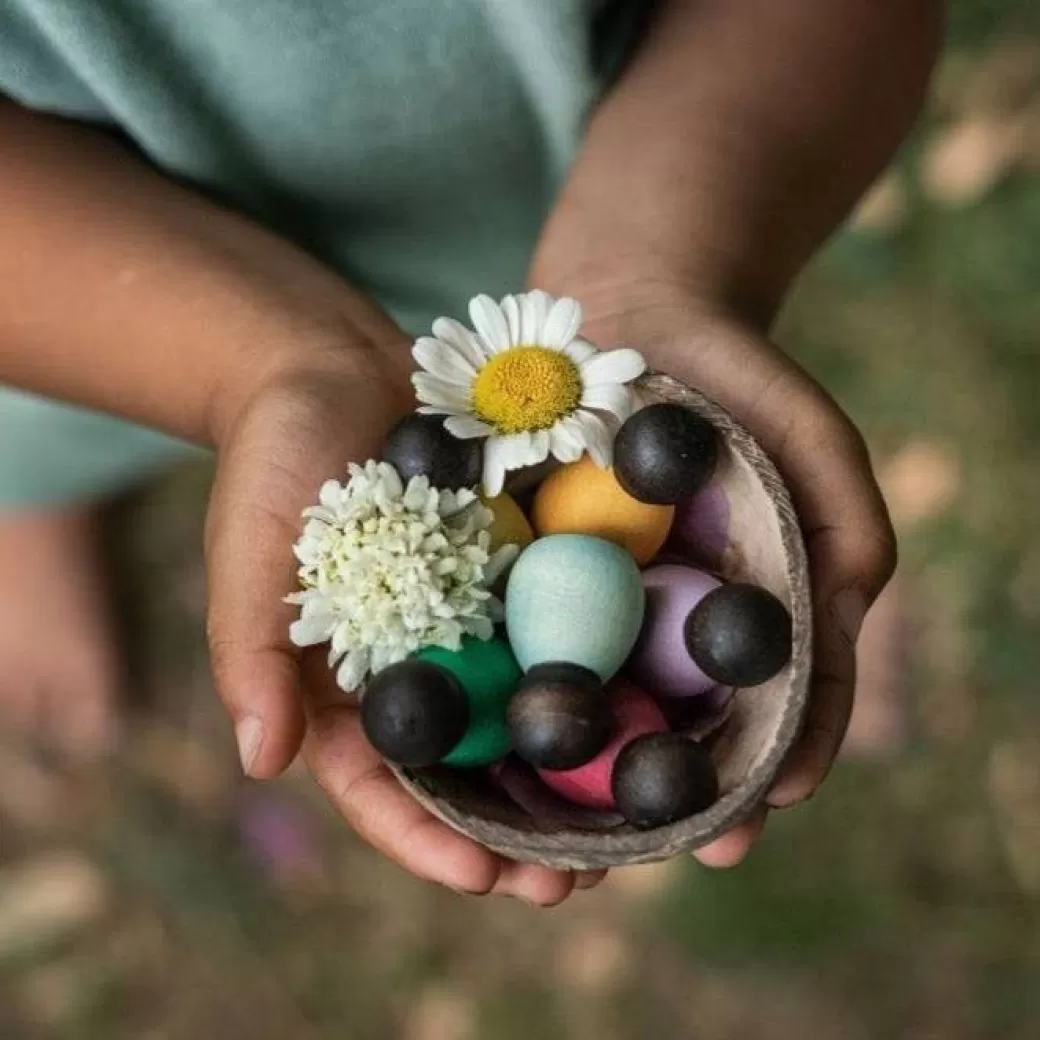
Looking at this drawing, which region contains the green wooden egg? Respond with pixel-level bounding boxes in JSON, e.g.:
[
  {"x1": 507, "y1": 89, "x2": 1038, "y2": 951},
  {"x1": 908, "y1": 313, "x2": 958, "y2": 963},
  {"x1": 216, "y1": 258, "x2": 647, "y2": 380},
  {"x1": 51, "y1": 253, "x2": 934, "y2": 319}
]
[{"x1": 415, "y1": 636, "x2": 522, "y2": 767}]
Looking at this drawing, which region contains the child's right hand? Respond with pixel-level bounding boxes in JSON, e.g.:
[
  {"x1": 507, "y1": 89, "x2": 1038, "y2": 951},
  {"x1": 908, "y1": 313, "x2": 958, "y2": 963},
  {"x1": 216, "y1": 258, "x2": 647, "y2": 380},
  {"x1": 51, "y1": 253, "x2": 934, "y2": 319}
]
[
  {"x1": 204, "y1": 354, "x2": 600, "y2": 905},
  {"x1": 0, "y1": 101, "x2": 594, "y2": 903}
]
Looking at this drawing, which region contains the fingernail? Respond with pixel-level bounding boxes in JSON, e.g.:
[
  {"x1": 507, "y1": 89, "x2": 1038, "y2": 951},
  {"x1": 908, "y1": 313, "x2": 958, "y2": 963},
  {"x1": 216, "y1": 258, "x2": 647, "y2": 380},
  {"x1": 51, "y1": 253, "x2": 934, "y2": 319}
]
[
  {"x1": 236, "y1": 716, "x2": 264, "y2": 776},
  {"x1": 574, "y1": 870, "x2": 605, "y2": 890},
  {"x1": 447, "y1": 884, "x2": 487, "y2": 898},
  {"x1": 832, "y1": 588, "x2": 868, "y2": 647}
]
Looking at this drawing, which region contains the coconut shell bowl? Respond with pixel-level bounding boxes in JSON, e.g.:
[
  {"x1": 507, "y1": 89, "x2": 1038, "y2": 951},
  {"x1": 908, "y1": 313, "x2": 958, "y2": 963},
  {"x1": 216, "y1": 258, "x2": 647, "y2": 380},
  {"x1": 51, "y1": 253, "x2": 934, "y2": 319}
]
[{"x1": 382, "y1": 373, "x2": 812, "y2": 871}]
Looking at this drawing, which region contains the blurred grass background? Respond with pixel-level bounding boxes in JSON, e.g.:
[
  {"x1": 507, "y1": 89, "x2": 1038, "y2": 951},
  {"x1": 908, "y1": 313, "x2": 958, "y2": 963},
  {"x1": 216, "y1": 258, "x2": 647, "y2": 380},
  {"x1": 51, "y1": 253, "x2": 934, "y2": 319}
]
[{"x1": 3, "y1": 2, "x2": 1040, "y2": 1037}]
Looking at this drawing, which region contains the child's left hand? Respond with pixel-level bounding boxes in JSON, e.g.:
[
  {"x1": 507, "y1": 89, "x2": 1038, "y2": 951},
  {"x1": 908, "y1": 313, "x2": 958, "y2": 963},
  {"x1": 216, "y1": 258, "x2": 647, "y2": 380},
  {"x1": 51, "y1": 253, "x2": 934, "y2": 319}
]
[
  {"x1": 541, "y1": 281, "x2": 897, "y2": 868},
  {"x1": 204, "y1": 356, "x2": 604, "y2": 905}
]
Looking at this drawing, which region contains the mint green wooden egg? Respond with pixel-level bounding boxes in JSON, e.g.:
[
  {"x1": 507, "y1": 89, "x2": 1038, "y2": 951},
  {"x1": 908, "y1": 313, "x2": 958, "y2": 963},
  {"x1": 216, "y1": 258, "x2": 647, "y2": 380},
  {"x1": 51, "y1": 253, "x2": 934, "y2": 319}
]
[
  {"x1": 415, "y1": 636, "x2": 521, "y2": 767},
  {"x1": 505, "y1": 535, "x2": 646, "y2": 681}
]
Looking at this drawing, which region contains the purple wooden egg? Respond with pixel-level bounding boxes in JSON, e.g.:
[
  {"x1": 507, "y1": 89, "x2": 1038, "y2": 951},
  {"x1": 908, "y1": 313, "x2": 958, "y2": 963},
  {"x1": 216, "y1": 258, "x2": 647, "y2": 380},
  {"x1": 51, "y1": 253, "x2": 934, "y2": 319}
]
[
  {"x1": 666, "y1": 484, "x2": 730, "y2": 566},
  {"x1": 626, "y1": 564, "x2": 721, "y2": 698}
]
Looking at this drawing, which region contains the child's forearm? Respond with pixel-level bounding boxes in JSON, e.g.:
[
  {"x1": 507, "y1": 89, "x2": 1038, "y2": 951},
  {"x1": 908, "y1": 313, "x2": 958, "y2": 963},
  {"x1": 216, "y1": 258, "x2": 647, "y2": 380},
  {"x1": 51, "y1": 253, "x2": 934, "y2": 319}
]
[
  {"x1": 533, "y1": 0, "x2": 943, "y2": 322},
  {"x1": 0, "y1": 101, "x2": 408, "y2": 445}
]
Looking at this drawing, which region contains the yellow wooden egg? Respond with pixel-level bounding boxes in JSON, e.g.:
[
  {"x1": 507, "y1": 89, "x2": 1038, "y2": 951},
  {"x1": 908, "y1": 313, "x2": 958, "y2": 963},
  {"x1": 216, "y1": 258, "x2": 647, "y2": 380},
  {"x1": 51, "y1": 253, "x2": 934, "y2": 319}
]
[
  {"x1": 531, "y1": 456, "x2": 674, "y2": 565},
  {"x1": 481, "y1": 492, "x2": 535, "y2": 553}
]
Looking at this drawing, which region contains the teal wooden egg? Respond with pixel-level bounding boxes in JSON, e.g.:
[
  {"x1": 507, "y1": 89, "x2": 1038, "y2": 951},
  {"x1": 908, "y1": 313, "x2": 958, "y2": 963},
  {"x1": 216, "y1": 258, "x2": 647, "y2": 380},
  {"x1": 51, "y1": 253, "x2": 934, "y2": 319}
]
[
  {"x1": 415, "y1": 636, "x2": 522, "y2": 767},
  {"x1": 505, "y1": 534, "x2": 645, "y2": 681}
]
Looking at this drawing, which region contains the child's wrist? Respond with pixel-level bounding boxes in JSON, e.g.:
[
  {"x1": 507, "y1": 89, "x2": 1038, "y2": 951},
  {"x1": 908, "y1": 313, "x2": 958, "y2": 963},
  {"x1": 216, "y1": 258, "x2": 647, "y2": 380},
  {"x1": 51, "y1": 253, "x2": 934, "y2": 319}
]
[
  {"x1": 528, "y1": 248, "x2": 776, "y2": 352},
  {"x1": 206, "y1": 325, "x2": 414, "y2": 449},
  {"x1": 528, "y1": 226, "x2": 781, "y2": 343}
]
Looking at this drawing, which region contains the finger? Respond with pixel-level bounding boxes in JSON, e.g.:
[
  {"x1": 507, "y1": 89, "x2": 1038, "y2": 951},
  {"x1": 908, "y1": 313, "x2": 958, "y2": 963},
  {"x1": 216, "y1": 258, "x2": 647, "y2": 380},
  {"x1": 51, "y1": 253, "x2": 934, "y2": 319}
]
[
  {"x1": 301, "y1": 649, "x2": 579, "y2": 901},
  {"x1": 769, "y1": 669, "x2": 851, "y2": 807},
  {"x1": 769, "y1": 519, "x2": 882, "y2": 804},
  {"x1": 589, "y1": 314, "x2": 896, "y2": 803},
  {"x1": 205, "y1": 371, "x2": 406, "y2": 779},
  {"x1": 491, "y1": 861, "x2": 579, "y2": 906},
  {"x1": 693, "y1": 804, "x2": 768, "y2": 868},
  {"x1": 673, "y1": 326, "x2": 895, "y2": 803},
  {"x1": 302, "y1": 691, "x2": 504, "y2": 892},
  {"x1": 205, "y1": 450, "x2": 308, "y2": 779},
  {"x1": 768, "y1": 420, "x2": 894, "y2": 804},
  {"x1": 300, "y1": 652, "x2": 501, "y2": 891}
]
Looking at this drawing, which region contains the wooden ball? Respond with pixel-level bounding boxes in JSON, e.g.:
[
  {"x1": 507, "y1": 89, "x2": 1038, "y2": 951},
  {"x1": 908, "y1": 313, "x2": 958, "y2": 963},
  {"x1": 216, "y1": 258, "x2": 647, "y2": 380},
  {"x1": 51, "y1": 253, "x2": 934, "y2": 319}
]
[
  {"x1": 383, "y1": 413, "x2": 482, "y2": 490},
  {"x1": 613, "y1": 403, "x2": 718, "y2": 505},
  {"x1": 611, "y1": 733, "x2": 719, "y2": 829},
  {"x1": 507, "y1": 663, "x2": 611, "y2": 770},
  {"x1": 361, "y1": 660, "x2": 469, "y2": 767},
  {"x1": 683, "y1": 583, "x2": 792, "y2": 687},
  {"x1": 531, "y1": 456, "x2": 674, "y2": 565}
]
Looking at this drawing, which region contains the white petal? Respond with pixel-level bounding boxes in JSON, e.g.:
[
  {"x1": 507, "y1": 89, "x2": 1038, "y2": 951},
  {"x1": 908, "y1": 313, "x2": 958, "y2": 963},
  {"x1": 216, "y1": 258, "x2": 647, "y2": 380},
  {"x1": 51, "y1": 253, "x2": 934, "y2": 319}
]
[
  {"x1": 540, "y1": 295, "x2": 583, "y2": 348},
  {"x1": 412, "y1": 372, "x2": 471, "y2": 411},
  {"x1": 501, "y1": 294, "x2": 522, "y2": 343},
  {"x1": 412, "y1": 336, "x2": 477, "y2": 383},
  {"x1": 581, "y1": 382, "x2": 636, "y2": 422},
  {"x1": 521, "y1": 290, "x2": 551, "y2": 344},
  {"x1": 527, "y1": 429, "x2": 551, "y2": 466},
  {"x1": 444, "y1": 415, "x2": 494, "y2": 439},
  {"x1": 431, "y1": 317, "x2": 490, "y2": 367},
  {"x1": 580, "y1": 347, "x2": 647, "y2": 386},
  {"x1": 481, "y1": 431, "x2": 543, "y2": 495},
  {"x1": 563, "y1": 337, "x2": 599, "y2": 365},
  {"x1": 500, "y1": 431, "x2": 536, "y2": 470},
  {"x1": 549, "y1": 421, "x2": 585, "y2": 463},
  {"x1": 380, "y1": 463, "x2": 404, "y2": 499},
  {"x1": 469, "y1": 294, "x2": 512, "y2": 353},
  {"x1": 575, "y1": 409, "x2": 614, "y2": 467},
  {"x1": 289, "y1": 615, "x2": 335, "y2": 647},
  {"x1": 482, "y1": 437, "x2": 510, "y2": 496},
  {"x1": 317, "y1": 479, "x2": 342, "y2": 510},
  {"x1": 417, "y1": 404, "x2": 461, "y2": 417},
  {"x1": 626, "y1": 384, "x2": 657, "y2": 413},
  {"x1": 463, "y1": 615, "x2": 495, "y2": 641},
  {"x1": 337, "y1": 648, "x2": 369, "y2": 692},
  {"x1": 485, "y1": 543, "x2": 519, "y2": 584}
]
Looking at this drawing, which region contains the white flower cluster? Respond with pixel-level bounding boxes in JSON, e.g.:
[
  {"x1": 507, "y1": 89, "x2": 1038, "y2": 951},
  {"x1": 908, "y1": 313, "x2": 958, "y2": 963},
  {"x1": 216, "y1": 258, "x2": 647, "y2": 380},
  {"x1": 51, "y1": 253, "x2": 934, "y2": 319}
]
[{"x1": 287, "y1": 461, "x2": 516, "y2": 692}]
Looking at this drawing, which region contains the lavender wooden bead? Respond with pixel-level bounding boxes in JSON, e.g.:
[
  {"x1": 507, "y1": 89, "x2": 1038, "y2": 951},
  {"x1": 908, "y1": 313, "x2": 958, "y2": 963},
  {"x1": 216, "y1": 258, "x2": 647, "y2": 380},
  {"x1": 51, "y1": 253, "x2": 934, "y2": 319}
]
[
  {"x1": 666, "y1": 484, "x2": 730, "y2": 566},
  {"x1": 626, "y1": 564, "x2": 721, "y2": 698}
]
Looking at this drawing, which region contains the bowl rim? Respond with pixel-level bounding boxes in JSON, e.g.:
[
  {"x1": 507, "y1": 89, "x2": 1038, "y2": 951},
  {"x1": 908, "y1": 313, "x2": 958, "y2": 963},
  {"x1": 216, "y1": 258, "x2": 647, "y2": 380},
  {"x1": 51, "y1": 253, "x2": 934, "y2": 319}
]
[{"x1": 389, "y1": 373, "x2": 813, "y2": 869}]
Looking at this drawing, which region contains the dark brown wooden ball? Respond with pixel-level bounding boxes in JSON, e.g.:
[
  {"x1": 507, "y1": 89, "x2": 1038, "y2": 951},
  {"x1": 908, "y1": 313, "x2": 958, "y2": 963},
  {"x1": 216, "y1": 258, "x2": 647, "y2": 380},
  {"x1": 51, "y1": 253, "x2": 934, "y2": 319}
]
[
  {"x1": 361, "y1": 660, "x2": 469, "y2": 767},
  {"x1": 506, "y1": 662, "x2": 612, "y2": 771},
  {"x1": 613, "y1": 403, "x2": 718, "y2": 505},
  {"x1": 611, "y1": 733, "x2": 719, "y2": 829},
  {"x1": 383, "y1": 413, "x2": 483, "y2": 490},
  {"x1": 683, "y1": 582, "x2": 792, "y2": 687}
]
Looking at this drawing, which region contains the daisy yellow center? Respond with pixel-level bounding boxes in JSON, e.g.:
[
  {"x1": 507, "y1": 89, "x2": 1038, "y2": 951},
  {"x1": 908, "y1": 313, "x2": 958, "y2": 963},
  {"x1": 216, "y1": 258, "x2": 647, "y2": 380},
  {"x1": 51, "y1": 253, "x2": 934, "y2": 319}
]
[{"x1": 471, "y1": 347, "x2": 582, "y2": 434}]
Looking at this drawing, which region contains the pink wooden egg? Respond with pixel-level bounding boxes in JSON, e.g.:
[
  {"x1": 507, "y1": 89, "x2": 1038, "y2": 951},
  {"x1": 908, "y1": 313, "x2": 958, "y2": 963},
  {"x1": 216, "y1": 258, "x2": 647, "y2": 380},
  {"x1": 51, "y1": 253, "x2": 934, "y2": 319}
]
[{"x1": 538, "y1": 679, "x2": 667, "y2": 810}]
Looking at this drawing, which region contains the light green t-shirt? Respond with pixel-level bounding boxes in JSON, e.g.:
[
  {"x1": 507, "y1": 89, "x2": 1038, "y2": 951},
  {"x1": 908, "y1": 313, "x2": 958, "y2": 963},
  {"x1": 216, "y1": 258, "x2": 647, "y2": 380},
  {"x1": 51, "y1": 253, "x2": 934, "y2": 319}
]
[
  {"x1": 0, "y1": 0, "x2": 645, "y2": 331},
  {"x1": 0, "y1": 0, "x2": 647, "y2": 505}
]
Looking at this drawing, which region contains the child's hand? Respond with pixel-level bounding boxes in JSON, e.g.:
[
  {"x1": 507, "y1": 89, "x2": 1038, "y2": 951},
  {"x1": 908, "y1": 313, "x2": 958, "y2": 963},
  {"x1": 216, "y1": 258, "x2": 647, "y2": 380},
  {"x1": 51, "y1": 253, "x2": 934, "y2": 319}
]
[
  {"x1": 564, "y1": 285, "x2": 897, "y2": 867},
  {"x1": 521, "y1": 0, "x2": 934, "y2": 869},
  {"x1": 204, "y1": 356, "x2": 600, "y2": 905},
  {"x1": 0, "y1": 103, "x2": 595, "y2": 903}
]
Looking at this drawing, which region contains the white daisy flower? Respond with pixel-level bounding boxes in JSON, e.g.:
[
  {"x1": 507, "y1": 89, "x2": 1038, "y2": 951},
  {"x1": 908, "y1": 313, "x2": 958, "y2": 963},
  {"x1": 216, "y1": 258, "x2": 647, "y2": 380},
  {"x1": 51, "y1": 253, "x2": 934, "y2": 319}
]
[
  {"x1": 412, "y1": 290, "x2": 647, "y2": 496},
  {"x1": 286, "y1": 460, "x2": 518, "y2": 692}
]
